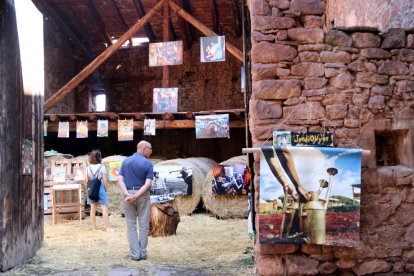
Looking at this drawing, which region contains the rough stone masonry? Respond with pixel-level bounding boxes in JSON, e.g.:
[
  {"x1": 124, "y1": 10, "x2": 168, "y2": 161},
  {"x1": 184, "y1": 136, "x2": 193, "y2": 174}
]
[{"x1": 249, "y1": 0, "x2": 414, "y2": 275}]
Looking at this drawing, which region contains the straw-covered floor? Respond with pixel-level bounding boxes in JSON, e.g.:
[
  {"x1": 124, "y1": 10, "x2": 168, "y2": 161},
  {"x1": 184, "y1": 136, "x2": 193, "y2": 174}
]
[{"x1": 8, "y1": 214, "x2": 254, "y2": 275}]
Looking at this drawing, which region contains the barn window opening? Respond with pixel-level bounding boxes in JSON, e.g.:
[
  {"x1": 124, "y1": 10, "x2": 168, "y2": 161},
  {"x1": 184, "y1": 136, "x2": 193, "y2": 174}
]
[
  {"x1": 111, "y1": 37, "x2": 149, "y2": 48},
  {"x1": 375, "y1": 130, "x2": 407, "y2": 166},
  {"x1": 90, "y1": 90, "x2": 106, "y2": 112}
]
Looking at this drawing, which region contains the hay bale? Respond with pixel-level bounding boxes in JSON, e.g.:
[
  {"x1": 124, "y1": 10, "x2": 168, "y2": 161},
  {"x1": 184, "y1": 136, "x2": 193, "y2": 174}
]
[
  {"x1": 155, "y1": 159, "x2": 205, "y2": 215},
  {"x1": 149, "y1": 158, "x2": 165, "y2": 165},
  {"x1": 184, "y1": 157, "x2": 216, "y2": 176},
  {"x1": 202, "y1": 155, "x2": 249, "y2": 219}
]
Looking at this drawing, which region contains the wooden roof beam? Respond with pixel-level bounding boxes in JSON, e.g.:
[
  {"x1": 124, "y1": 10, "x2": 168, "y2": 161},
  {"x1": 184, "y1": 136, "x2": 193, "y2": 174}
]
[
  {"x1": 132, "y1": 0, "x2": 156, "y2": 42},
  {"x1": 232, "y1": 0, "x2": 242, "y2": 37},
  {"x1": 181, "y1": 0, "x2": 198, "y2": 41},
  {"x1": 209, "y1": 0, "x2": 219, "y2": 34},
  {"x1": 175, "y1": 0, "x2": 191, "y2": 49},
  {"x1": 110, "y1": 0, "x2": 133, "y2": 46},
  {"x1": 44, "y1": 0, "x2": 164, "y2": 112},
  {"x1": 86, "y1": 0, "x2": 113, "y2": 47},
  {"x1": 32, "y1": 0, "x2": 92, "y2": 58},
  {"x1": 169, "y1": 1, "x2": 243, "y2": 62}
]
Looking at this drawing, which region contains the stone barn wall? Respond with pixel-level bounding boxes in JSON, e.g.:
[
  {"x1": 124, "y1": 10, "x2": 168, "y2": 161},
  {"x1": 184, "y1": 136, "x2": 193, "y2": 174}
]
[{"x1": 249, "y1": 0, "x2": 414, "y2": 275}]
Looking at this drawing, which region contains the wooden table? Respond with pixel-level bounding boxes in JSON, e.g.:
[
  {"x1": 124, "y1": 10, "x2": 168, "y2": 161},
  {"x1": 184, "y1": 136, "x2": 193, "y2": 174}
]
[{"x1": 52, "y1": 184, "x2": 82, "y2": 224}]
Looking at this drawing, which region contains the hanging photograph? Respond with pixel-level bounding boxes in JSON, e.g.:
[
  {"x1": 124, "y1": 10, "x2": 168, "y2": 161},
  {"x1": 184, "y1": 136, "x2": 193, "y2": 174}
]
[
  {"x1": 151, "y1": 165, "x2": 193, "y2": 198},
  {"x1": 52, "y1": 166, "x2": 66, "y2": 183},
  {"x1": 273, "y1": 131, "x2": 292, "y2": 147},
  {"x1": 153, "y1": 88, "x2": 178, "y2": 112},
  {"x1": 200, "y1": 36, "x2": 226, "y2": 62},
  {"x1": 76, "y1": 121, "x2": 88, "y2": 138},
  {"x1": 97, "y1": 120, "x2": 109, "y2": 137},
  {"x1": 118, "y1": 119, "x2": 134, "y2": 141},
  {"x1": 21, "y1": 139, "x2": 33, "y2": 175},
  {"x1": 44, "y1": 120, "x2": 48, "y2": 137},
  {"x1": 211, "y1": 164, "x2": 251, "y2": 195},
  {"x1": 108, "y1": 161, "x2": 122, "y2": 182},
  {"x1": 144, "y1": 119, "x2": 156, "y2": 136},
  {"x1": 149, "y1": 41, "x2": 183, "y2": 66},
  {"x1": 195, "y1": 114, "x2": 230, "y2": 139},
  {"x1": 259, "y1": 146, "x2": 362, "y2": 246},
  {"x1": 58, "y1": 121, "x2": 69, "y2": 138}
]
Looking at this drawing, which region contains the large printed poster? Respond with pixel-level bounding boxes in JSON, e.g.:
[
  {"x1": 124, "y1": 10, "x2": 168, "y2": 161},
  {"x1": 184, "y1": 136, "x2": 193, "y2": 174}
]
[
  {"x1": 200, "y1": 36, "x2": 225, "y2": 62},
  {"x1": 149, "y1": 41, "x2": 183, "y2": 66},
  {"x1": 211, "y1": 164, "x2": 251, "y2": 195},
  {"x1": 153, "y1": 88, "x2": 178, "y2": 112},
  {"x1": 195, "y1": 114, "x2": 230, "y2": 139},
  {"x1": 259, "y1": 146, "x2": 362, "y2": 246}
]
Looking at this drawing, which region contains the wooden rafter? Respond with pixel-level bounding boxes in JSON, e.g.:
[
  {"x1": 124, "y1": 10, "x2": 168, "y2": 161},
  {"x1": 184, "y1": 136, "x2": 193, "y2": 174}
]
[
  {"x1": 86, "y1": 0, "x2": 113, "y2": 46},
  {"x1": 231, "y1": 0, "x2": 242, "y2": 37},
  {"x1": 44, "y1": 0, "x2": 164, "y2": 111},
  {"x1": 175, "y1": 0, "x2": 192, "y2": 49},
  {"x1": 209, "y1": 0, "x2": 219, "y2": 34},
  {"x1": 169, "y1": 1, "x2": 243, "y2": 62},
  {"x1": 132, "y1": 0, "x2": 156, "y2": 42},
  {"x1": 181, "y1": 0, "x2": 198, "y2": 41},
  {"x1": 32, "y1": 0, "x2": 92, "y2": 58},
  {"x1": 109, "y1": 0, "x2": 133, "y2": 45}
]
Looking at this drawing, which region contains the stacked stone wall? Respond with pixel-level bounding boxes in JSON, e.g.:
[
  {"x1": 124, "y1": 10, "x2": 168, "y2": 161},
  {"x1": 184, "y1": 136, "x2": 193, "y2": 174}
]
[{"x1": 250, "y1": 0, "x2": 414, "y2": 275}]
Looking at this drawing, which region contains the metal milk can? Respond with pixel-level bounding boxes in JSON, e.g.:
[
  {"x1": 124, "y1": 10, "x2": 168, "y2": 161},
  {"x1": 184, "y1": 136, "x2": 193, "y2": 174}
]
[
  {"x1": 302, "y1": 191, "x2": 326, "y2": 244},
  {"x1": 280, "y1": 201, "x2": 299, "y2": 238}
]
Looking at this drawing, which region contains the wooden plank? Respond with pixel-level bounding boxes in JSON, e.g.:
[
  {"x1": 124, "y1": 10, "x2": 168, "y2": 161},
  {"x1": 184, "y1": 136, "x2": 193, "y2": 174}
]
[
  {"x1": 169, "y1": 1, "x2": 243, "y2": 62},
  {"x1": 44, "y1": 0, "x2": 164, "y2": 112},
  {"x1": 133, "y1": 0, "x2": 156, "y2": 42},
  {"x1": 86, "y1": 0, "x2": 112, "y2": 46},
  {"x1": 31, "y1": 0, "x2": 92, "y2": 58}
]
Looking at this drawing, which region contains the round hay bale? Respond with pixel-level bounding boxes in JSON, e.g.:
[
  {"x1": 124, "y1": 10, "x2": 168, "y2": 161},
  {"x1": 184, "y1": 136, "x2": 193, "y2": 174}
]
[
  {"x1": 184, "y1": 157, "x2": 216, "y2": 176},
  {"x1": 155, "y1": 159, "x2": 205, "y2": 215},
  {"x1": 149, "y1": 158, "x2": 165, "y2": 165},
  {"x1": 202, "y1": 155, "x2": 249, "y2": 219}
]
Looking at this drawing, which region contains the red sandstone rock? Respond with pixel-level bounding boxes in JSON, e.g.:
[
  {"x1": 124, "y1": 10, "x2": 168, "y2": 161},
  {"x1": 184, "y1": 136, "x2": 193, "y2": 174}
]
[
  {"x1": 344, "y1": 118, "x2": 360, "y2": 128},
  {"x1": 324, "y1": 30, "x2": 352, "y2": 47},
  {"x1": 252, "y1": 31, "x2": 275, "y2": 43},
  {"x1": 253, "y1": 79, "x2": 301, "y2": 100},
  {"x1": 352, "y1": 32, "x2": 381, "y2": 48},
  {"x1": 285, "y1": 254, "x2": 319, "y2": 275},
  {"x1": 255, "y1": 243, "x2": 297, "y2": 255},
  {"x1": 255, "y1": 254, "x2": 284, "y2": 276},
  {"x1": 250, "y1": 99, "x2": 282, "y2": 119},
  {"x1": 378, "y1": 60, "x2": 409, "y2": 75},
  {"x1": 381, "y1": 28, "x2": 406, "y2": 49},
  {"x1": 276, "y1": 30, "x2": 288, "y2": 41},
  {"x1": 336, "y1": 259, "x2": 356, "y2": 270},
  {"x1": 287, "y1": 28, "x2": 324, "y2": 43},
  {"x1": 326, "y1": 104, "x2": 348, "y2": 119},
  {"x1": 283, "y1": 101, "x2": 325, "y2": 120},
  {"x1": 304, "y1": 77, "x2": 327, "y2": 89},
  {"x1": 301, "y1": 15, "x2": 324, "y2": 28},
  {"x1": 352, "y1": 260, "x2": 392, "y2": 275},
  {"x1": 291, "y1": 62, "x2": 324, "y2": 76},
  {"x1": 251, "y1": 15, "x2": 295, "y2": 31},
  {"x1": 320, "y1": 51, "x2": 351, "y2": 64},
  {"x1": 251, "y1": 0, "x2": 271, "y2": 15},
  {"x1": 392, "y1": 49, "x2": 414, "y2": 62},
  {"x1": 329, "y1": 71, "x2": 354, "y2": 89},
  {"x1": 290, "y1": 0, "x2": 325, "y2": 15},
  {"x1": 360, "y1": 48, "x2": 392, "y2": 59},
  {"x1": 251, "y1": 42, "x2": 297, "y2": 63},
  {"x1": 396, "y1": 80, "x2": 414, "y2": 93},
  {"x1": 251, "y1": 63, "x2": 278, "y2": 81},
  {"x1": 299, "y1": 51, "x2": 320, "y2": 62},
  {"x1": 268, "y1": 0, "x2": 290, "y2": 9},
  {"x1": 303, "y1": 88, "x2": 327, "y2": 97},
  {"x1": 356, "y1": 72, "x2": 389, "y2": 84},
  {"x1": 318, "y1": 261, "x2": 337, "y2": 274},
  {"x1": 371, "y1": 85, "x2": 394, "y2": 96},
  {"x1": 298, "y1": 43, "x2": 332, "y2": 51}
]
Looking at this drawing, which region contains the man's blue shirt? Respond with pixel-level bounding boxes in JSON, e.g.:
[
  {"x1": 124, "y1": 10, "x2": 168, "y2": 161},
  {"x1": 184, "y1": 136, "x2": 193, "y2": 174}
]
[{"x1": 119, "y1": 152, "x2": 153, "y2": 189}]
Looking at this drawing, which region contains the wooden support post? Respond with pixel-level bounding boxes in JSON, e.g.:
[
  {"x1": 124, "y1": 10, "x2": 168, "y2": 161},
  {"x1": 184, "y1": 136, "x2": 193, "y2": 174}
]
[
  {"x1": 162, "y1": 0, "x2": 170, "y2": 88},
  {"x1": 44, "y1": 0, "x2": 164, "y2": 112},
  {"x1": 169, "y1": 0, "x2": 243, "y2": 62}
]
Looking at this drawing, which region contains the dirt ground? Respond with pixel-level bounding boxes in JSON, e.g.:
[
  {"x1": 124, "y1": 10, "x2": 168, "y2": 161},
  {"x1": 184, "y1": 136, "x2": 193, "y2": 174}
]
[{"x1": 4, "y1": 213, "x2": 254, "y2": 275}]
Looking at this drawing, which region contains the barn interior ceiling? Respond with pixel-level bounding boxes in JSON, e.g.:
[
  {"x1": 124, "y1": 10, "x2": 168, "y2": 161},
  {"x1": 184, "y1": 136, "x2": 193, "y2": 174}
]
[{"x1": 31, "y1": 0, "x2": 244, "y2": 56}]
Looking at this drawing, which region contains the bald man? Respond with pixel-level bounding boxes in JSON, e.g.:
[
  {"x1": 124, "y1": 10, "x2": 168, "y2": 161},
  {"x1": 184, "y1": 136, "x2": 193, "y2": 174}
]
[{"x1": 118, "y1": 140, "x2": 154, "y2": 261}]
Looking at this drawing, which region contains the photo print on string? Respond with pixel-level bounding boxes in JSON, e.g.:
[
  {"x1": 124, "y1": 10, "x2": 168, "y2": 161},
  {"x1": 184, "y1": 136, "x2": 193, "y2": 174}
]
[
  {"x1": 153, "y1": 88, "x2": 178, "y2": 112},
  {"x1": 195, "y1": 114, "x2": 230, "y2": 139},
  {"x1": 149, "y1": 41, "x2": 183, "y2": 66},
  {"x1": 108, "y1": 161, "x2": 122, "y2": 182},
  {"x1": 57, "y1": 121, "x2": 69, "y2": 138},
  {"x1": 97, "y1": 119, "x2": 109, "y2": 137},
  {"x1": 76, "y1": 121, "x2": 88, "y2": 138},
  {"x1": 200, "y1": 36, "x2": 226, "y2": 62},
  {"x1": 151, "y1": 165, "x2": 193, "y2": 198},
  {"x1": 211, "y1": 164, "x2": 251, "y2": 195},
  {"x1": 118, "y1": 119, "x2": 134, "y2": 141},
  {"x1": 144, "y1": 119, "x2": 156, "y2": 136}
]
